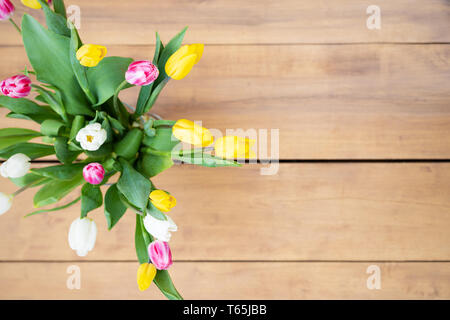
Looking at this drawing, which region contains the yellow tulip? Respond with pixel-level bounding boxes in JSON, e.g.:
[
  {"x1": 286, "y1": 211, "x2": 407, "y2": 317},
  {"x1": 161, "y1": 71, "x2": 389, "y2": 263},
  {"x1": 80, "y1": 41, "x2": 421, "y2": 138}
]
[
  {"x1": 76, "y1": 44, "x2": 107, "y2": 67},
  {"x1": 137, "y1": 263, "x2": 157, "y2": 291},
  {"x1": 150, "y1": 190, "x2": 177, "y2": 213},
  {"x1": 214, "y1": 136, "x2": 257, "y2": 159},
  {"x1": 21, "y1": 0, "x2": 50, "y2": 9},
  {"x1": 172, "y1": 119, "x2": 214, "y2": 147},
  {"x1": 165, "y1": 44, "x2": 204, "y2": 80}
]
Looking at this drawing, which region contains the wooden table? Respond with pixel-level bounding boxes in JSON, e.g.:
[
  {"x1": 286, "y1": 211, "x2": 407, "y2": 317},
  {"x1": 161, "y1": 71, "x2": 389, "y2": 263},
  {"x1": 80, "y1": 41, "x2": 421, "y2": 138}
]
[{"x1": 0, "y1": 0, "x2": 449, "y2": 299}]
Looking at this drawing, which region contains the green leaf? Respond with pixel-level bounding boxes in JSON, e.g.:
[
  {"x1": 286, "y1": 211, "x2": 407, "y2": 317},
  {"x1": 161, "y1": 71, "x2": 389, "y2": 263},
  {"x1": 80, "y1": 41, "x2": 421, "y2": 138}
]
[
  {"x1": 142, "y1": 78, "x2": 168, "y2": 114},
  {"x1": 25, "y1": 196, "x2": 81, "y2": 217},
  {"x1": 54, "y1": 137, "x2": 81, "y2": 164},
  {"x1": 153, "y1": 120, "x2": 176, "y2": 127},
  {"x1": 40, "y1": 119, "x2": 66, "y2": 137},
  {"x1": 32, "y1": 84, "x2": 68, "y2": 122},
  {"x1": 113, "y1": 128, "x2": 143, "y2": 160},
  {"x1": 86, "y1": 57, "x2": 133, "y2": 106},
  {"x1": 80, "y1": 183, "x2": 103, "y2": 218},
  {"x1": 135, "y1": 213, "x2": 150, "y2": 264},
  {"x1": 22, "y1": 14, "x2": 93, "y2": 116},
  {"x1": 154, "y1": 27, "x2": 187, "y2": 87},
  {"x1": 138, "y1": 153, "x2": 173, "y2": 178},
  {"x1": 31, "y1": 163, "x2": 84, "y2": 180},
  {"x1": 69, "y1": 115, "x2": 85, "y2": 141},
  {"x1": 37, "y1": 0, "x2": 70, "y2": 37},
  {"x1": 172, "y1": 151, "x2": 241, "y2": 167},
  {"x1": 0, "y1": 142, "x2": 55, "y2": 160},
  {"x1": 69, "y1": 25, "x2": 96, "y2": 104},
  {"x1": 84, "y1": 143, "x2": 113, "y2": 159},
  {"x1": 104, "y1": 184, "x2": 127, "y2": 230},
  {"x1": 117, "y1": 159, "x2": 151, "y2": 211},
  {"x1": 33, "y1": 174, "x2": 84, "y2": 207},
  {"x1": 0, "y1": 96, "x2": 60, "y2": 124},
  {"x1": 142, "y1": 126, "x2": 180, "y2": 152},
  {"x1": 146, "y1": 201, "x2": 167, "y2": 221},
  {"x1": 0, "y1": 128, "x2": 42, "y2": 150},
  {"x1": 53, "y1": 0, "x2": 67, "y2": 18},
  {"x1": 10, "y1": 172, "x2": 49, "y2": 188},
  {"x1": 154, "y1": 270, "x2": 183, "y2": 300}
]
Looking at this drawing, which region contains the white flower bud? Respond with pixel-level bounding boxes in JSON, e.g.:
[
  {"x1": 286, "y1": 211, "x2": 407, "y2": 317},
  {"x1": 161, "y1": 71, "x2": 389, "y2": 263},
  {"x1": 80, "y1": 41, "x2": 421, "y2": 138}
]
[
  {"x1": 0, "y1": 192, "x2": 13, "y2": 216},
  {"x1": 143, "y1": 214, "x2": 178, "y2": 242},
  {"x1": 0, "y1": 153, "x2": 31, "y2": 178},
  {"x1": 68, "y1": 217, "x2": 97, "y2": 257},
  {"x1": 75, "y1": 123, "x2": 107, "y2": 151}
]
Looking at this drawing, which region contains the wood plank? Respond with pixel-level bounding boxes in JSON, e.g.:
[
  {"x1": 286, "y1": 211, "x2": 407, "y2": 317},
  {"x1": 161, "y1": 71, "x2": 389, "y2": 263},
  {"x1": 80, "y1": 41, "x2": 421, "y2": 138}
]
[
  {"x1": 1, "y1": 44, "x2": 450, "y2": 159},
  {"x1": 0, "y1": 262, "x2": 448, "y2": 299},
  {"x1": 0, "y1": 163, "x2": 449, "y2": 261},
  {"x1": 2, "y1": 0, "x2": 450, "y2": 45}
]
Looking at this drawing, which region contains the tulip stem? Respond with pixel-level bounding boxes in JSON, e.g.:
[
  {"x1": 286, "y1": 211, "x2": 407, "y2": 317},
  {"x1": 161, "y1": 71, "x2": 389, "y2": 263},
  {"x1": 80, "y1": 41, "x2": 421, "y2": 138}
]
[
  {"x1": 113, "y1": 80, "x2": 129, "y2": 125},
  {"x1": 12, "y1": 177, "x2": 46, "y2": 197},
  {"x1": 9, "y1": 18, "x2": 21, "y2": 34}
]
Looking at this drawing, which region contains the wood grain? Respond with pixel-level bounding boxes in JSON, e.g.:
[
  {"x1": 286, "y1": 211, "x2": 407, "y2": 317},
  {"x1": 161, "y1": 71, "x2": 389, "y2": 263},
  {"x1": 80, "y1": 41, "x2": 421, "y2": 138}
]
[
  {"x1": 0, "y1": 262, "x2": 448, "y2": 299},
  {"x1": 1, "y1": 44, "x2": 450, "y2": 159},
  {"x1": 2, "y1": 0, "x2": 450, "y2": 45},
  {"x1": 0, "y1": 163, "x2": 449, "y2": 261}
]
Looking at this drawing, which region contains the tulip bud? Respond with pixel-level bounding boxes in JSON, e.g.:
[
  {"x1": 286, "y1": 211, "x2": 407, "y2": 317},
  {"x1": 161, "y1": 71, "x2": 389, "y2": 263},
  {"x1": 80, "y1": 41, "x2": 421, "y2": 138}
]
[
  {"x1": 149, "y1": 190, "x2": 176, "y2": 213},
  {"x1": 0, "y1": 0, "x2": 14, "y2": 21},
  {"x1": 83, "y1": 163, "x2": 105, "y2": 185},
  {"x1": 136, "y1": 263, "x2": 157, "y2": 291},
  {"x1": 20, "y1": 0, "x2": 51, "y2": 10},
  {"x1": 0, "y1": 153, "x2": 31, "y2": 178},
  {"x1": 165, "y1": 44, "x2": 204, "y2": 80},
  {"x1": 172, "y1": 119, "x2": 214, "y2": 147},
  {"x1": 148, "y1": 240, "x2": 173, "y2": 270},
  {"x1": 214, "y1": 136, "x2": 256, "y2": 159},
  {"x1": 0, "y1": 75, "x2": 31, "y2": 99},
  {"x1": 68, "y1": 217, "x2": 97, "y2": 257},
  {"x1": 76, "y1": 44, "x2": 107, "y2": 67},
  {"x1": 125, "y1": 60, "x2": 159, "y2": 86},
  {"x1": 0, "y1": 192, "x2": 13, "y2": 216},
  {"x1": 75, "y1": 123, "x2": 107, "y2": 151},
  {"x1": 143, "y1": 214, "x2": 178, "y2": 242}
]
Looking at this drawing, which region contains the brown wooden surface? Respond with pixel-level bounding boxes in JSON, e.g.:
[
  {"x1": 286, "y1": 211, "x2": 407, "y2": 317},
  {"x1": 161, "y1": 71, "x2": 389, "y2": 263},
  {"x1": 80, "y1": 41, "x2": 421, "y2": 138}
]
[{"x1": 0, "y1": 0, "x2": 449, "y2": 299}]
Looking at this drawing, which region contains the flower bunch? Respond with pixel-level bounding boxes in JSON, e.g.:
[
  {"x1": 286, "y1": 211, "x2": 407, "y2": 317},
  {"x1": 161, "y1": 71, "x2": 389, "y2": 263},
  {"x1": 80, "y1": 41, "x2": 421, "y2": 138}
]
[{"x1": 0, "y1": 0, "x2": 255, "y2": 299}]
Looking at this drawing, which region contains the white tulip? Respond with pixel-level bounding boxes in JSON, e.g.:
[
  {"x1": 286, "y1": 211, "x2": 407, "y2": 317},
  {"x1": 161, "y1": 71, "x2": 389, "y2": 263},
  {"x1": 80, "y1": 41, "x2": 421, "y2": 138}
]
[
  {"x1": 0, "y1": 153, "x2": 31, "y2": 178},
  {"x1": 68, "y1": 217, "x2": 97, "y2": 257},
  {"x1": 75, "y1": 123, "x2": 107, "y2": 151},
  {"x1": 0, "y1": 192, "x2": 13, "y2": 216},
  {"x1": 143, "y1": 214, "x2": 178, "y2": 242}
]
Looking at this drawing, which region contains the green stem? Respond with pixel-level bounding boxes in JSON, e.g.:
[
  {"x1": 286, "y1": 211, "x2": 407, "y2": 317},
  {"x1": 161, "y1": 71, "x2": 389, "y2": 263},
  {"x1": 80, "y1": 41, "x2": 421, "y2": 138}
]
[
  {"x1": 113, "y1": 80, "x2": 129, "y2": 125},
  {"x1": 9, "y1": 18, "x2": 21, "y2": 34},
  {"x1": 12, "y1": 177, "x2": 47, "y2": 197}
]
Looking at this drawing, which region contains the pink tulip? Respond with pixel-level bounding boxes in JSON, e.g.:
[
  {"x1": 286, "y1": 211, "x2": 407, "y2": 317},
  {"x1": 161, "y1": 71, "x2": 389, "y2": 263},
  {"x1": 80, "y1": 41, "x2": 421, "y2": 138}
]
[
  {"x1": 148, "y1": 240, "x2": 173, "y2": 270},
  {"x1": 0, "y1": 75, "x2": 31, "y2": 98},
  {"x1": 125, "y1": 60, "x2": 159, "y2": 86},
  {"x1": 83, "y1": 163, "x2": 105, "y2": 185},
  {"x1": 0, "y1": 0, "x2": 14, "y2": 21}
]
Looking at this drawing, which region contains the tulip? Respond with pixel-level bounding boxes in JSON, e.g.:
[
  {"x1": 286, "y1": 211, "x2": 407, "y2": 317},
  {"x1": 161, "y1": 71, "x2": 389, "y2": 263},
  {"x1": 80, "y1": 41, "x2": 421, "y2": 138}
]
[
  {"x1": 148, "y1": 240, "x2": 173, "y2": 270},
  {"x1": 136, "y1": 263, "x2": 156, "y2": 291},
  {"x1": 0, "y1": 192, "x2": 13, "y2": 216},
  {"x1": 0, "y1": 75, "x2": 31, "y2": 98},
  {"x1": 143, "y1": 214, "x2": 177, "y2": 242},
  {"x1": 76, "y1": 44, "x2": 107, "y2": 67},
  {"x1": 68, "y1": 217, "x2": 97, "y2": 257},
  {"x1": 214, "y1": 136, "x2": 256, "y2": 159},
  {"x1": 125, "y1": 60, "x2": 159, "y2": 86},
  {"x1": 165, "y1": 44, "x2": 204, "y2": 80},
  {"x1": 172, "y1": 119, "x2": 214, "y2": 147},
  {"x1": 149, "y1": 190, "x2": 176, "y2": 213},
  {"x1": 75, "y1": 123, "x2": 107, "y2": 151},
  {"x1": 21, "y1": 0, "x2": 51, "y2": 10},
  {"x1": 0, "y1": 153, "x2": 31, "y2": 178},
  {"x1": 83, "y1": 163, "x2": 105, "y2": 185},
  {"x1": 0, "y1": 0, "x2": 14, "y2": 21}
]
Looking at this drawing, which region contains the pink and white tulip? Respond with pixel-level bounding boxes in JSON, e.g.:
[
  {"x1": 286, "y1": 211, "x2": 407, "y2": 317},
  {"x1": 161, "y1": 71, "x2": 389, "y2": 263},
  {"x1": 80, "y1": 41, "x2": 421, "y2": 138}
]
[
  {"x1": 125, "y1": 60, "x2": 159, "y2": 86},
  {"x1": 0, "y1": 75, "x2": 31, "y2": 98},
  {"x1": 83, "y1": 163, "x2": 105, "y2": 185},
  {"x1": 0, "y1": 0, "x2": 14, "y2": 21},
  {"x1": 148, "y1": 240, "x2": 173, "y2": 270}
]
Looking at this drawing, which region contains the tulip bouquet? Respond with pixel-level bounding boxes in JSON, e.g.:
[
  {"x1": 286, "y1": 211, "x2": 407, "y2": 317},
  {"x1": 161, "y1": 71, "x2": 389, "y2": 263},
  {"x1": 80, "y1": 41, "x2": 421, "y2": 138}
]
[{"x1": 0, "y1": 0, "x2": 254, "y2": 299}]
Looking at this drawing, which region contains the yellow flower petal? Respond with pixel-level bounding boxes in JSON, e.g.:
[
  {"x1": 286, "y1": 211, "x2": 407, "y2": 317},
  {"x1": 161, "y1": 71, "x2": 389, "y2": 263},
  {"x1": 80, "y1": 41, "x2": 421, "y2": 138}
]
[
  {"x1": 76, "y1": 44, "x2": 107, "y2": 68},
  {"x1": 137, "y1": 263, "x2": 156, "y2": 291},
  {"x1": 214, "y1": 136, "x2": 257, "y2": 159},
  {"x1": 21, "y1": 0, "x2": 50, "y2": 9},
  {"x1": 150, "y1": 190, "x2": 177, "y2": 213},
  {"x1": 165, "y1": 44, "x2": 204, "y2": 80},
  {"x1": 172, "y1": 119, "x2": 214, "y2": 147}
]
